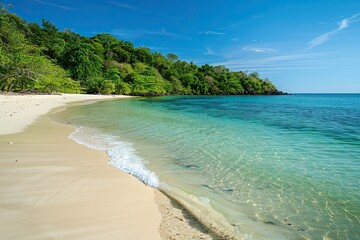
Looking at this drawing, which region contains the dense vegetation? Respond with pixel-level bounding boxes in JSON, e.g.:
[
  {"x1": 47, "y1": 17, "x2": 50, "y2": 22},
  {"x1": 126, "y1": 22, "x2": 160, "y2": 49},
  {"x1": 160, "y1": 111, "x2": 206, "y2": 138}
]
[{"x1": 0, "y1": 3, "x2": 284, "y2": 95}]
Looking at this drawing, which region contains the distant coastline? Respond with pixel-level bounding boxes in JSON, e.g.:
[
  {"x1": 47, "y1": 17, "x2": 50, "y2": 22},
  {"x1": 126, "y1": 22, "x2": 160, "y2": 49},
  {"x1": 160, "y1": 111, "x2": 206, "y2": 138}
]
[{"x1": 1, "y1": 3, "x2": 283, "y2": 97}]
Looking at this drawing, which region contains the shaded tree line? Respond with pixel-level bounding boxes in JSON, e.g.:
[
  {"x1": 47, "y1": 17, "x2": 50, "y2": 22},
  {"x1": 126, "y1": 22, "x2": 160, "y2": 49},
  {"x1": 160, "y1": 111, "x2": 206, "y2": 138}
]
[{"x1": 0, "y1": 3, "x2": 284, "y2": 95}]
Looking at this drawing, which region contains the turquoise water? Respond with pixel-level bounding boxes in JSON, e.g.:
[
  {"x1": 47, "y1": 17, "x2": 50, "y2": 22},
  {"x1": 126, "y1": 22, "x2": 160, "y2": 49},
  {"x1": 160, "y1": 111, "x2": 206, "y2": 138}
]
[{"x1": 53, "y1": 94, "x2": 360, "y2": 239}]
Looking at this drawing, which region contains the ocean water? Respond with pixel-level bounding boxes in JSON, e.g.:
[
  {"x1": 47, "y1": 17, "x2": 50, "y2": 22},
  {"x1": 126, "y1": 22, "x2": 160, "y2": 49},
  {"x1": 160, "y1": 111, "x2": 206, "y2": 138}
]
[{"x1": 52, "y1": 94, "x2": 360, "y2": 239}]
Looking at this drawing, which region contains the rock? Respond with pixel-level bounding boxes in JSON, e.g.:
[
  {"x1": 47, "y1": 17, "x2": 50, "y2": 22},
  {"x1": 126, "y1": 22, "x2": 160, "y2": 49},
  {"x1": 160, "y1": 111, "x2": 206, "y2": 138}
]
[
  {"x1": 264, "y1": 220, "x2": 277, "y2": 225},
  {"x1": 8, "y1": 141, "x2": 13, "y2": 144},
  {"x1": 222, "y1": 188, "x2": 234, "y2": 192}
]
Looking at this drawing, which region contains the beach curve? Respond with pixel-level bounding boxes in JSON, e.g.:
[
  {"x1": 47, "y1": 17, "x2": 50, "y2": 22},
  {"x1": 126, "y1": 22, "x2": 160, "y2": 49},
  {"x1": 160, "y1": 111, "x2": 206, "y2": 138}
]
[{"x1": 0, "y1": 94, "x2": 162, "y2": 239}]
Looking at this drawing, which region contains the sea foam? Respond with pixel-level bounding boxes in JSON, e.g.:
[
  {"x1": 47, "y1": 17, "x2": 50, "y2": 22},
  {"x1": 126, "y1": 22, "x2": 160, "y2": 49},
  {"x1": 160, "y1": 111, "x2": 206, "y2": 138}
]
[{"x1": 69, "y1": 127, "x2": 160, "y2": 188}]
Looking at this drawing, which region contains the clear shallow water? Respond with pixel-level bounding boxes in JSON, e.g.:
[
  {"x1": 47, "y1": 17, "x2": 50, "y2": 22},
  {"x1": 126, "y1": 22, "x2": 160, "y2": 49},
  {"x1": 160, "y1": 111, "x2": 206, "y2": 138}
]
[{"x1": 53, "y1": 94, "x2": 360, "y2": 239}]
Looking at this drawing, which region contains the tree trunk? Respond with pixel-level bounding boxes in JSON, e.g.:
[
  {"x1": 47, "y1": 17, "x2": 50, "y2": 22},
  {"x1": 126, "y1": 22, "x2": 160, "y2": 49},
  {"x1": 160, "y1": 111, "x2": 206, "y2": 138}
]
[{"x1": 8, "y1": 80, "x2": 15, "y2": 92}]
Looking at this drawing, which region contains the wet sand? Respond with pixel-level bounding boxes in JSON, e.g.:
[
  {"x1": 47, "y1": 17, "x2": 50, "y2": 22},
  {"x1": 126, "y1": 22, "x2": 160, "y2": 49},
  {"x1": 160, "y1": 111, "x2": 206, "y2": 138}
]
[{"x1": 0, "y1": 94, "x2": 161, "y2": 239}]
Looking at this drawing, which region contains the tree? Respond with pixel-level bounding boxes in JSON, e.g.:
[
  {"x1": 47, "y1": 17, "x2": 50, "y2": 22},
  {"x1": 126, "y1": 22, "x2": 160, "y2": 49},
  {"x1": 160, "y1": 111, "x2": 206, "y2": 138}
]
[
  {"x1": 0, "y1": 3, "x2": 282, "y2": 96},
  {"x1": 166, "y1": 53, "x2": 178, "y2": 62},
  {"x1": 83, "y1": 76, "x2": 115, "y2": 94},
  {"x1": 134, "y1": 47, "x2": 153, "y2": 65},
  {"x1": 0, "y1": 4, "x2": 80, "y2": 93},
  {"x1": 35, "y1": 61, "x2": 81, "y2": 93},
  {"x1": 104, "y1": 66, "x2": 124, "y2": 94},
  {"x1": 61, "y1": 42, "x2": 103, "y2": 83}
]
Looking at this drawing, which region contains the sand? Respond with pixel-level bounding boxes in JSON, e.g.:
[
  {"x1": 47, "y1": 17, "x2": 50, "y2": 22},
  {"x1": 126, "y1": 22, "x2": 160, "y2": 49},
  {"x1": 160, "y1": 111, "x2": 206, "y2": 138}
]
[
  {"x1": 0, "y1": 93, "x2": 131, "y2": 135},
  {"x1": 0, "y1": 94, "x2": 225, "y2": 240},
  {"x1": 0, "y1": 94, "x2": 161, "y2": 239}
]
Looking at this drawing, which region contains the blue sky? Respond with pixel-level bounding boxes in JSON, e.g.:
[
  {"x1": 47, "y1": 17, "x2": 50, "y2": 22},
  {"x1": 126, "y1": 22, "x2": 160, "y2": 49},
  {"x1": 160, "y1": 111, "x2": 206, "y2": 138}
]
[{"x1": 8, "y1": 0, "x2": 360, "y2": 93}]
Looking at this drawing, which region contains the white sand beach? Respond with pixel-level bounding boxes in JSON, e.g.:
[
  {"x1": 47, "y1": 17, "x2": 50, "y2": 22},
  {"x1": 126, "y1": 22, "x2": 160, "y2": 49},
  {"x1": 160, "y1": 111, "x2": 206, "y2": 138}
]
[
  {"x1": 0, "y1": 93, "x2": 223, "y2": 240},
  {"x1": 0, "y1": 94, "x2": 162, "y2": 239}
]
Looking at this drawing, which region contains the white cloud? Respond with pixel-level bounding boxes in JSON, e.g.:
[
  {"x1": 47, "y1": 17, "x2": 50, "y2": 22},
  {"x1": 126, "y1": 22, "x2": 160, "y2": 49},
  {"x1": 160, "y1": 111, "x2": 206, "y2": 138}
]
[
  {"x1": 205, "y1": 47, "x2": 214, "y2": 55},
  {"x1": 112, "y1": 29, "x2": 174, "y2": 36},
  {"x1": 104, "y1": 0, "x2": 171, "y2": 18},
  {"x1": 211, "y1": 53, "x2": 334, "y2": 72},
  {"x1": 199, "y1": 31, "x2": 225, "y2": 35},
  {"x1": 308, "y1": 13, "x2": 360, "y2": 48},
  {"x1": 338, "y1": 19, "x2": 349, "y2": 30},
  {"x1": 33, "y1": 0, "x2": 76, "y2": 11},
  {"x1": 243, "y1": 46, "x2": 277, "y2": 53},
  {"x1": 110, "y1": 29, "x2": 190, "y2": 39},
  {"x1": 104, "y1": 1, "x2": 137, "y2": 10},
  {"x1": 308, "y1": 32, "x2": 332, "y2": 48}
]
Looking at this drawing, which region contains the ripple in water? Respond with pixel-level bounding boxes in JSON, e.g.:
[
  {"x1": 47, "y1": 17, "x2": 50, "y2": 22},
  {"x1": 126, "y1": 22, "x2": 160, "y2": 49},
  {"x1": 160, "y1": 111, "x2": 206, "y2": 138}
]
[{"x1": 53, "y1": 94, "x2": 360, "y2": 239}]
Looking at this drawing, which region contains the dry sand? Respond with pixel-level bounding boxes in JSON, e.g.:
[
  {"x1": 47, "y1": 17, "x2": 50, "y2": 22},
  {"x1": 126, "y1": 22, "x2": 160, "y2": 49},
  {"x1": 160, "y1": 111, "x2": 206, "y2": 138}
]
[
  {"x1": 0, "y1": 94, "x2": 130, "y2": 135},
  {"x1": 0, "y1": 94, "x2": 161, "y2": 239},
  {"x1": 0, "y1": 94, "x2": 224, "y2": 240}
]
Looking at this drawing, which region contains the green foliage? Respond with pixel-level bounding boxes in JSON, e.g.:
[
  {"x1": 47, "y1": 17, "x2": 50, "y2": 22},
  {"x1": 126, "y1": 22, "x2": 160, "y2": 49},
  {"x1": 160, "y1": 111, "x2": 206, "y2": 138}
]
[
  {"x1": 61, "y1": 42, "x2": 103, "y2": 82},
  {"x1": 166, "y1": 53, "x2": 178, "y2": 62},
  {"x1": 34, "y1": 63, "x2": 81, "y2": 93},
  {"x1": 103, "y1": 66, "x2": 123, "y2": 94},
  {"x1": 100, "y1": 80, "x2": 115, "y2": 94},
  {"x1": 0, "y1": 3, "x2": 283, "y2": 96},
  {"x1": 0, "y1": 4, "x2": 80, "y2": 93}
]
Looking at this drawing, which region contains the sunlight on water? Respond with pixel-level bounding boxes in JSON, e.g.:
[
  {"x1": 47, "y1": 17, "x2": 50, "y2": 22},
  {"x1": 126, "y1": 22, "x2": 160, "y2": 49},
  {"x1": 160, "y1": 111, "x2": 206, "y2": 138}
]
[{"x1": 53, "y1": 94, "x2": 360, "y2": 239}]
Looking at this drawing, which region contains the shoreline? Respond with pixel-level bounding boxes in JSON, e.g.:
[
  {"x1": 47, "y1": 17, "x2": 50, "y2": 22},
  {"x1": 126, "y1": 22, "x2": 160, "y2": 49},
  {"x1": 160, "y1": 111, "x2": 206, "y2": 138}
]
[
  {"x1": 0, "y1": 93, "x2": 133, "y2": 135},
  {"x1": 0, "y1": 94, "x2": 227, "y2": 239},
  {"x1": 0, "y1": 94, "x2": 162, "y2": 239}
]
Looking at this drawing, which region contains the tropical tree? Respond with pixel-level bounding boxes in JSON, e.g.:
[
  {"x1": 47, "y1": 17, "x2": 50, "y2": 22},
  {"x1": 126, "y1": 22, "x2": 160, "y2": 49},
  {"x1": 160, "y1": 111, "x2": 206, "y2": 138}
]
[
  {"x1": 0, "y1": 3, "x2": 80, "y2": 93},
  {"x1": 1, "y1": 2, "x2": 282, "y2": 96},
  {"x1": 61, "y1": 42, "x2": 103, "y2": 83}
]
